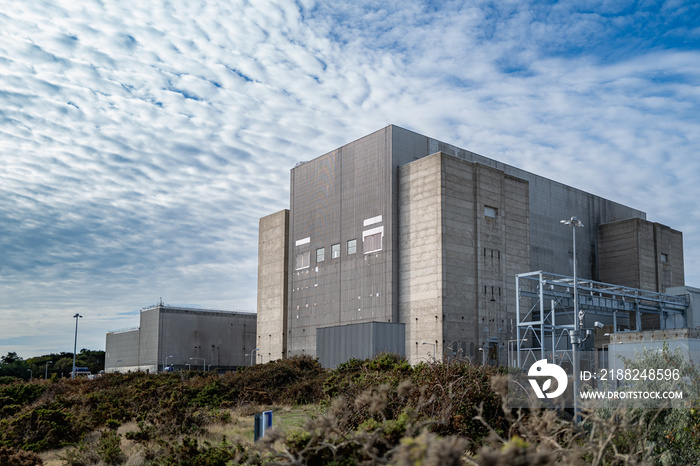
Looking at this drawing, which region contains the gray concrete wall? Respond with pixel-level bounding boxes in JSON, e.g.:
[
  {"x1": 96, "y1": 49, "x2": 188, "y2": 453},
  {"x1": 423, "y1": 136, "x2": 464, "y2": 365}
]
[
  {"x1": 270, "y1": 125, "x2": 678, "y2": 364},
  {"x1": 138, "y1": 307, "x2": 160, "y2": 367},
  {"x1": 287, "y1": 128, "x2": 395, "y2": 357},
  {"x1": 159, "y1": 308, "x2": 256, "y2": 368},
  {"x1": 445, "y1": 161, "x2": 530, "y2": 365},
  {"x1": 106, "y1": 306, "x2": 256, "y2": 371},
  {"x1": 389, "y1": 125, "x2": 646, "y2": 282},
  {"x1": 398, "y1": 153, "x2": 443, "y2": 364},
  {"x1": 598, "y1": 218, "x2": 684, "y2": 293},
  {"x1": 105, "y1": 329, "x2": 140, "y2": 372},
  {"x1": 257, "y1": 210, "x2": 289, "y2": 363},
  {"x1": 440, "y1": 154, "x2": 476, "y2": 362},
  {"x1": 652, "y1": 223, "x2": 684, "y2": 292}
]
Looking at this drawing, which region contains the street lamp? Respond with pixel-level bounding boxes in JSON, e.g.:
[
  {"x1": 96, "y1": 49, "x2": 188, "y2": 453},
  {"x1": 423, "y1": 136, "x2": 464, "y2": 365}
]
[
  {"x1": 507, "y1": 338, "x2": 527, "y2": 368},
  {"x1": 421, "y1": 342, "x2": 436, "y2": 360},
  {"x1": 45, "y1": 361, "x2": 53, "y2": 379},
  {"x1": 250, "y1": 348, "x2": 259, "y2": 366},
  {"x1": 27, "y1": 369, "x2": 32, "y2": 381},
  {"x1": 189, "y1": 357, "x2": 205, "y2": 371},
  {"x1": 165, "y1": 355, "x2": 173, "y2": 371},
  {"x1": 561, "y1": 216, "x2": 584, "y2": 422},
  {"x1": 72, "y1": 313, "x2": 83, "y2": 379}
]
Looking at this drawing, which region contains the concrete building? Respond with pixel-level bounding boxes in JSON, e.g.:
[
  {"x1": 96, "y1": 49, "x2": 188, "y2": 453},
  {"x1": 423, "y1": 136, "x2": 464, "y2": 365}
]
[
  {"x1": 105, "y1": 303, "x2": 256, "y2": 372},
  {"x1": 257, "y1": 125, "x2": 685, "y2": 365},
  {"x1": 607, "y1": 327, "x2": 700, "y2": 374}
]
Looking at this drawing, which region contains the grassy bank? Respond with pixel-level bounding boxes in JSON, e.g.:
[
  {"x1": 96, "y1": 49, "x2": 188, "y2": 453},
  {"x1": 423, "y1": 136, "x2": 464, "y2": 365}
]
[{"x1": 1, "y1": 354, "x2": 698, "y2": 465}]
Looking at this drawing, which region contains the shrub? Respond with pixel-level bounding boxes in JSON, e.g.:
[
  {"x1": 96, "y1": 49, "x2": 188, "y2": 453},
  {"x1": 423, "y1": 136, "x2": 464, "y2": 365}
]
[
  {"x1": 0, "y1": 446, "x2": 43, "y2": 466},
  {"x1": 151, "y1": 436, "x2": 249, "y2": 466},
  {"x1": 96, "y1": 430, "x2": 125, "y2": 465}
]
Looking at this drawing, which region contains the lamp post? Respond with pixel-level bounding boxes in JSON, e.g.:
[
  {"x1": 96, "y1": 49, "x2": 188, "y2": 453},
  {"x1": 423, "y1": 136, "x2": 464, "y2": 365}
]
[
  {"x1": 189, "y1": 357, "x2": 205, "y2": 371},
  {"x1": 561, "y1": 216, "x2": 584, "y2": 422},
  {"x1": 507, "y1": 338, "x2": 527, "y2": 368},
  {"x1": 72, "y1": 313, "x2": 83, "y2": 379},
  {"x1": 45, "y1": 361, "x2": 52, "y2": 379},
  {"x1": 421, "y1": 342, "x2": 436, "y2": 360},
  {"x1": 165, "y1": 355, "x2": 173, "y2": 371},
  {"x1": 27, "y1": 369, "x2": 32, "y2": 381},
  {"x1": 250, "y1": 348, "x2": 259, "y2": 366}
]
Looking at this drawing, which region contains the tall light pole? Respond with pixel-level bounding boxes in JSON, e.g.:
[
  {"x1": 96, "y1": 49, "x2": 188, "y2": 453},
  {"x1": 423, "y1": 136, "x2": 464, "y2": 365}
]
[
  {"x1": 165, "y1": 355, "x2": 173, "y2": 371},
  {"x1": 27, "y1": 369, "x2": 33, "y2": 380},
  {"x1": 251, "y1": 348, "x2": 259, "y2": 366},
  {"x1": 72, "y1": 313, "x2": 83, "y2": 379},
  {"x1": 507, "y1": 338, "x2": 527, "y2": 368},
  {"x1": 561, "y1": 216, "x2": 583, "y2": 421},
  {"x1": 189, "y1": 357, "x2": 205, "y2": 371},
  {"x1": 45, "y1": 361, "x2": 52, "y2": 379}
]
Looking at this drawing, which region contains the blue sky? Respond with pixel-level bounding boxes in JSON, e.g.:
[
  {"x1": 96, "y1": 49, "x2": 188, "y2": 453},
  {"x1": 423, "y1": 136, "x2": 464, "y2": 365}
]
[{"x1": 1, "y1": 0, "x2": 698, "y2": 358}]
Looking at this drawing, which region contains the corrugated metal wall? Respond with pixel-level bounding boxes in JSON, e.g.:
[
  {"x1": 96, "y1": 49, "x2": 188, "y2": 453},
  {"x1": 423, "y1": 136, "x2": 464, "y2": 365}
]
[{"x1": 317, "y1": 321, "x2": 405, "y2": 368}]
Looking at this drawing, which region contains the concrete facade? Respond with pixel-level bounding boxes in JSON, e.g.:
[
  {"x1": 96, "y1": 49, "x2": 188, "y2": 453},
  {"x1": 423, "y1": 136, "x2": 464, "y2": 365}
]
[
  {"x1": 598, "y1": 218, "x2": 685, "y2": 330},
  {"x1": 257, "y1": 210, "x2": 289, "y2": 363},
  {"x1": 598, "y1": 218, "x2": 684, "y2": 293},
  {"x1": 397, "y1": 153, "x2": 531, "y2": 363},
  {"x1": 105, "y1": 304, "x2": 256, "y2": 372},
  {"x1": 258, "y1": 125, "x2": 685, "y2": 366}
]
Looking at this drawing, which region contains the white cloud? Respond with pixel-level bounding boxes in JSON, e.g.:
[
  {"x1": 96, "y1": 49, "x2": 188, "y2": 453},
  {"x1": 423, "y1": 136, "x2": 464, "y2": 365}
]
[{"x1": 0, "y1": 0, "x2": 698, "y2": 357}]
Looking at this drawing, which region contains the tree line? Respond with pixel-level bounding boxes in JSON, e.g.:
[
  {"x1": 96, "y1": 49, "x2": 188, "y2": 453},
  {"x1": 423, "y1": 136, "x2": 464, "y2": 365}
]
[{"x1": 0, "y1": 349, "x2": 105, "y2": 380}]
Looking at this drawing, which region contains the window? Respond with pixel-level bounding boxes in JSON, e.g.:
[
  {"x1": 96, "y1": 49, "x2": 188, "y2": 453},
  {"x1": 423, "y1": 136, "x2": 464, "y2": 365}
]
[
  {"x1": 347, "y1": 239, "x2": 357, "y2": 255},
  {"x1": 316, "y1": 248, "x2": 325, "y2": 263},
  {"x1": 364, "y1": 232, "x2": 382, "y2": 253},
  {"x1": 295, "y1": 251, "x2": 310, "y2": 270},
  {"x1": 661, "y1": 253, "x2": 669, "y2": 264},
  {"x1": 484, "y1": 206, "x2": 498, "y2": 218},
  {"x1": 331, "y1": 243, "x2": 340, "y2": 259}
]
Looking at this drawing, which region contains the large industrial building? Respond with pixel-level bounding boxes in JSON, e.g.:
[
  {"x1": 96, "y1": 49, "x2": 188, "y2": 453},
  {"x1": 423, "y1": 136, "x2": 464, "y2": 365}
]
[
  {"x1": 105, "y1": 302, "x2": 256, "y2": 372},
  {"x1": 257, "y1": 125, "x2": 688, "y2": 366}
]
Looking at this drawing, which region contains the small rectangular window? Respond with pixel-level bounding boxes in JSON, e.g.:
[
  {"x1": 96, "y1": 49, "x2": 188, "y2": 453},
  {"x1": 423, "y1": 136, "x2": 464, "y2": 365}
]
[
  {"x1": 364, "y1": 233, "x2": 382, "y2": 253},
  {"x1": 347, "y1": 239, "x2": 357, "y2": 255},
  {"x1": 484, "y1": 206, "x2": 498, "y2": 218},
  {"x1": 316, "y1": 248, "x2": 325, "y2": 263},
  {"x1": 331, "y1": 243, "x2": 340, "y2": 259},
  {"x1": 295, "y1": 251, "x2": 310, "y2": 270},
  {"x1": 661, "y1": 253, "x2": 669, "y2": 263}
]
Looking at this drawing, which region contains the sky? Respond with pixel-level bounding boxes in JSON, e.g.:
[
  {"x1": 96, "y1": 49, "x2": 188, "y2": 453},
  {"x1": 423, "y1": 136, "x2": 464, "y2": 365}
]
[{"x1": 1, "y1": 0, "x2": 698, "y2": 358}]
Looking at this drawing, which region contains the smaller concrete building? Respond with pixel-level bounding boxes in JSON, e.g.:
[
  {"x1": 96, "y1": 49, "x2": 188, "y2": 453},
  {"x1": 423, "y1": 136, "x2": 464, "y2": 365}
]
[
  {"x1": 607, "y1": 328, "x2": 700, "y2": 378},
  {"x1": 105, "y1": 303, "x2": 256, "y2": 373}
]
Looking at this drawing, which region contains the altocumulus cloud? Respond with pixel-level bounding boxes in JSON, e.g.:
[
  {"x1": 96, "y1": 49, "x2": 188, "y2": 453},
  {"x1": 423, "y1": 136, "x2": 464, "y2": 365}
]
[{"x1": 0, "y1": 0, "x2": 698, "y2": 357}]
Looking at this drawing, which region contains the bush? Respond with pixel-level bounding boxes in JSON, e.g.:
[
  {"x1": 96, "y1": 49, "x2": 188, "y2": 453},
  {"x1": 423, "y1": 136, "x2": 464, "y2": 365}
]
[
  {"x1": 0, "y1": 446, "x2": 43, "y2": 466},
  {"x1": 96, "y1": 430, "x2": 125, "y2": 465}
]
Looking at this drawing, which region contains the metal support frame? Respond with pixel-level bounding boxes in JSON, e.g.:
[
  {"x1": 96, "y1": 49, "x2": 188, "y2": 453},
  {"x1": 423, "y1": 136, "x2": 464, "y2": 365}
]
[{"x1": 515, "y1": 271, "x2": 687, "y2": 370}]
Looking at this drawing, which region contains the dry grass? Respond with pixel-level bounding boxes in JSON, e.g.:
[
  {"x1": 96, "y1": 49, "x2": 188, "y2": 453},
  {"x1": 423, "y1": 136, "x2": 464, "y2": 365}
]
[{"x1": 38, "y1": 404, "x2": 321, "y2": 465}]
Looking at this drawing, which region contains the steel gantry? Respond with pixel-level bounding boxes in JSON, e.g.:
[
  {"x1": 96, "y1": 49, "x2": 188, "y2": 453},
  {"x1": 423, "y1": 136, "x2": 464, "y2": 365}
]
[{"x1": 514, "y1": 271, "x2": 688, "y2": 370}]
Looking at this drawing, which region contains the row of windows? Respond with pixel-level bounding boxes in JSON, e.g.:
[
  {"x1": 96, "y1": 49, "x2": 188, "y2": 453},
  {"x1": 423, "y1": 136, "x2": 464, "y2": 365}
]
[{"x1": 295, "y1": 234, "x2": 382, "y2": 270}]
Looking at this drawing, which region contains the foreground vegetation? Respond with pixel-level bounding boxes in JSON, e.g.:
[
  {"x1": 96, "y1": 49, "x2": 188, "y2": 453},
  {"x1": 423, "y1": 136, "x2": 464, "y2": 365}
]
[{"x1": 0, "y1": 353, "x2": 698, "y2": 465}]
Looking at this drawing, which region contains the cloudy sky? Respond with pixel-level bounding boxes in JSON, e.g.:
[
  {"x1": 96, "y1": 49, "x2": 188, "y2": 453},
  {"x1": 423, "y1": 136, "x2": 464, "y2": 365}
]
[{"x1": 1, "y1": 0, "x2": 698, "y2": 358}]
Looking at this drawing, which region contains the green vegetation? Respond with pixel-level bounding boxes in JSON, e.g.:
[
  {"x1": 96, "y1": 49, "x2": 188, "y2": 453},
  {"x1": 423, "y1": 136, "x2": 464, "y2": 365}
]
[
  {"x1": 0, "y1": 351, "x2": 696, "y2": 465},
  {"x1": 0, "y1": 350, "x2": 105, "y2": 381}
]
